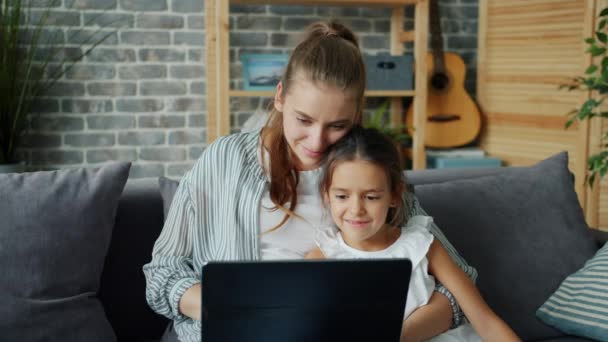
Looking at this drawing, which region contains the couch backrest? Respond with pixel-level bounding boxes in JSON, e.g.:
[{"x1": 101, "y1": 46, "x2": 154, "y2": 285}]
[
  {"x1": 100, "y1": 164, "x2": 607, "y2": 341},
  {"x1": 99, "y1": 178, "x2": 169, "y2": 340},
  {"x1": 405, "y1": 166, "x2": 507, "y2": 186},
  {"x1": 97, "y1": 168, "x2": 518, "y2": 340},
  {"x1": 407, "y1": 154, "x2": 599, "y2": 340}
]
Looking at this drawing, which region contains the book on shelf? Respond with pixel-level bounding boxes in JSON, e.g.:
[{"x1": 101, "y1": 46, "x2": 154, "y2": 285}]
[
  {"x1": 427, "y1": 156, "x2": 502, "y2": 169},
  {"x1": 426, "y1": 147, "x2": 485, "y2": 158}
]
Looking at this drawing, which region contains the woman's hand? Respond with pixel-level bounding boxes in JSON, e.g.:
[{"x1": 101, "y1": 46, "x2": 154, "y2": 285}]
[
  {"x1": 179, "y1": 283, "x2": 202, "y2": 321},
  {"x1": 401, "y1": 290, "x2": 452, "y2": 342},
  {"x1": 304, "y1": 247, "x2": 325, "y2": 259}
]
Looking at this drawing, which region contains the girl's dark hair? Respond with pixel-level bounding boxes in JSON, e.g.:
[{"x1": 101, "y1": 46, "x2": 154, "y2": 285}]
[
  {"x1": 319, "y1": 126, "x2": 408, "y2": 227},
  {"x1": 261, "y1": 20, "x2": 366, "y2": 231}
]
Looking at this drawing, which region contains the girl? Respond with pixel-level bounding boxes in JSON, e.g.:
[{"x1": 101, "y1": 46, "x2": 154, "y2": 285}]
[
  {"x1": 306, "y1": 127, "x2": 520, "y2": 342},
  {"x1": 144, "y1": 21, "x2": 475, "y2": 342}
]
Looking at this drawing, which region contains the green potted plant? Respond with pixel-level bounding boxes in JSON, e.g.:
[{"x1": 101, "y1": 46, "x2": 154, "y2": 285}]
[
  {"x1": 363, "y1": 99, "x2": 412, "y2": 169},
  {"x1": 563, "y1": 7, "x2": 608, "y2": 186},
  {"x1": 0, "y1": 0, "x2": 114, "y2": 172}
]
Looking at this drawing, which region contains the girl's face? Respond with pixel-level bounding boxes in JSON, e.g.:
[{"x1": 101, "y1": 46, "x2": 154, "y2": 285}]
[
  {"x1": 274, "y1": 77, "x2": 357, "y2": 171},
  {"x1": 326, "y1": 160, "x2": 399, "y2": 251}
]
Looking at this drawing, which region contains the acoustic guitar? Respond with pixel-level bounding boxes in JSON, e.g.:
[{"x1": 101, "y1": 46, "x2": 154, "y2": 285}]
[{"x1": 406, "y1": 0, "x2": 481, "y2": 148}]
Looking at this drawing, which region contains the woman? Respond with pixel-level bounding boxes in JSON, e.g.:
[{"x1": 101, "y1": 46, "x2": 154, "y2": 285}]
[{"x1": 143, "y1": 20, "x2": 476, "y2": 342}]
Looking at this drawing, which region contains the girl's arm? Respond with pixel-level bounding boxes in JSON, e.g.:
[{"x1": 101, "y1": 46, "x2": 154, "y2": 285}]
[
  {"x1": 400, "y1": 291, "x2": 452, "y2": 342},
  {"x1": 408, "y1": 194, "x2": 476, "y2": 329},
  {"x1": 427, "y1": 240, "x2": 521, "y2": 341}
]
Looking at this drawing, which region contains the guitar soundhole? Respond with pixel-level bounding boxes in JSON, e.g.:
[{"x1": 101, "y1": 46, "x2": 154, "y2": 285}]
[{"x1": 430, "y1": 72, "x2": 449, "y2": 90}]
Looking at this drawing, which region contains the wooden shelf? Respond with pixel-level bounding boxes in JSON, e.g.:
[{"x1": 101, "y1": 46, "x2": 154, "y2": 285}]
[
  {"x1": 229, "y1": 90, "x2": 416, "y2": 98},
  {"x1": 206, "y1": 0, "x2": 428, "y2": 169},
  {"x1": 232, "y1": 0, "x2": 419, "y2": 6}
]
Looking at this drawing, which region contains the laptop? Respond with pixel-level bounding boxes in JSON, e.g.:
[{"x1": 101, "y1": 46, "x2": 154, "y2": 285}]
[{"x1": 201, "y1": 258, "x2": 412, "y2": 342}]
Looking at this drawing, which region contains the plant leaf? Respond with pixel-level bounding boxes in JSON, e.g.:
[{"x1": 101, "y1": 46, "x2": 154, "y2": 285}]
[
  {"x1": 601, "y1": 7, "x2": 608, "y2": 17},
  {"x1": 0, "y1": 0, "x2": 120, "y2": 163},
  {"x1": 586, "y1": 37, "x2": 596, "y2": 44},
  {"x1": 588, "y1": 44, "x2": 607, "y2": 57},
  {"x1": 586, "y1": 64, "x2": 599, "y2": 74},
  {"x1": 597, "y1": 31, "x2": 608, "y2": 44},
  {"x1": 600, "y1": 19, "x2": 608, "y2": 30}
]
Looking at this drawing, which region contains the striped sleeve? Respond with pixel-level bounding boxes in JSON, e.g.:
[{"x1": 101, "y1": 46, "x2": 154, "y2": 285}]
[{"x1": 143, "y1": 176, "x2": 200, "y2": 321}]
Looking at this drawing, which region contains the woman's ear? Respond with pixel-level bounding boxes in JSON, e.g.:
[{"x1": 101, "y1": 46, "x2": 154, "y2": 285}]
[
  {"x1": 323, "y1": 191, "x2": 330, "y2": 205},
  {"x1": 273, "y1": 82, "x2": 284, "y2": 112}
]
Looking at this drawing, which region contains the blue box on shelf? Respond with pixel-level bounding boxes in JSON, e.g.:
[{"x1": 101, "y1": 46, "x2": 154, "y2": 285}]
[
  {"x1": 240, "y1": 53, "x2": 289, "y2": 91},
  {"x1": 427, "y1": 156, "x2": 502, "y2": 169},
  {"x1": 364, "y1": 54, "x2": 413, "y2": 90}
]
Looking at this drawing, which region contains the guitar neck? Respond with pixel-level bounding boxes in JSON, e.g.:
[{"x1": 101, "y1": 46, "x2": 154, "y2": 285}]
[{"x1": 429, "y1": 0, "x2": 446, "y2": 74}]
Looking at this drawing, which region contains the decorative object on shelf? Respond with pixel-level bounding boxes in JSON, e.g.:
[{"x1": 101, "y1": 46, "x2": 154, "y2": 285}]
[
  {"x1": 240, "y1": 53, "x2": 289, "y2": 91},
  {"x1": 364, "y1": 99, "x2": 411, "y2": 148},
  {"x1": 405, "y1": 0, "x2": 481, "y2": 149},
  {"x1": 426, "y1": 147, "x2": 485, "y2": 159},
  {"x1": 364, "y1": 54, "x2": 413, "y2": 91},
  {"x1": 426, "y1": 155, "x2": 501, "y2": 169},
  {"x1": 562, "y1": 6, "x2": 608, "y2": 187},
  {"x1": 426, "y1": 146, "x2": 500, "y2": 169},
  {"x1": 0, "y1": 0, "x2": 117, "y2": 171}
]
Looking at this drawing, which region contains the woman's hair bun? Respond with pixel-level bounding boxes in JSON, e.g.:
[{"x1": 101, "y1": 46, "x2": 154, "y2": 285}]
[{"x1": 304, "y1": 20, "x2": 359, "y2": 48}]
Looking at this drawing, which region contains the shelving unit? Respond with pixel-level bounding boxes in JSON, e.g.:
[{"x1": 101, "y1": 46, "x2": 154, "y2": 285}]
[{"x1": 205, "y1": 0, "x2": 429, "y2": 169}]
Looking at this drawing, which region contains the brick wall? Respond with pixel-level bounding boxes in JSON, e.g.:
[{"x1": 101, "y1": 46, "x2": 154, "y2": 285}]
[{"x1": 20, "y1": 0, "x2": 478, "y2": 178}]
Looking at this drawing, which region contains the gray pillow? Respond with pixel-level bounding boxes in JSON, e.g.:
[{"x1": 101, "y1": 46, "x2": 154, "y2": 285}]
[
  {"x1": 0, "y1": 162, "x2": 131, "y2": 342},
  {"x1": 413, "y1": 152, "x2": 598, "y2": 341},
  {"x1": 158, "y1": 176, "x2": 179, "y2": 220}
]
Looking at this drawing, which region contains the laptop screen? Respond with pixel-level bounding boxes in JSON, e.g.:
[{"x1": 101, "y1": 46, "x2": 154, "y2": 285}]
[{"x1": 201, "y1": 258, "x2": 412, "y2": 342}]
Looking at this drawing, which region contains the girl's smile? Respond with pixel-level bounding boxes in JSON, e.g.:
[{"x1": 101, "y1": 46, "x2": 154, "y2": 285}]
[{"x1": 326, "y1": 159, "x2": 400, "y2": 251}]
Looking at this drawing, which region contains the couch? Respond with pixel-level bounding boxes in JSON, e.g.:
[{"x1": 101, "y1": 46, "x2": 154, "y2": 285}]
[{"x1": 96, "y1": 152, "x2": 607, "y2": 341}]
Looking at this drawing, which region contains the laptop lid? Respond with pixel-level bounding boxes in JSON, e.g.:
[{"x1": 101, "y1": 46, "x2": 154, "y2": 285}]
[{"x1": 201, "y1": 258, "x2": 412, "y2": 342}]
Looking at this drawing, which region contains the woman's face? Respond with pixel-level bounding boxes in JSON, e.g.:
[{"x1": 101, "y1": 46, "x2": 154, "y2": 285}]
[{"x1": 274, "y1": 77, "x2": 357, "y2": 171}]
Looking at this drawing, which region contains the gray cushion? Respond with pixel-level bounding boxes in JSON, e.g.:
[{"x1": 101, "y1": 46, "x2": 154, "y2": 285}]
[
  {"x1": 158, "y1": 176, "x2": 179, "y2": 220},
  {"x1": 99, "y1": 178, "x2": 169, "y2": 340},
  {"x1": 0, "y1": 162, "x2": 131, "y2": 342},
  {"x1": 413, "y1": 152, "x2": 598, "y2": 341}
]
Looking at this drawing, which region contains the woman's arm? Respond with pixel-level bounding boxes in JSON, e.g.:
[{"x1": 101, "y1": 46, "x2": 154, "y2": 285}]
[
  {"x1": 427, "y1": 240, "x2": 521, "y2": 341},
  {"x1": 400, "y1": 291, "x2": 452, "y2": 342},
  {"x1": 143, "y1": 178, "x2": 200, "y2": 321}
]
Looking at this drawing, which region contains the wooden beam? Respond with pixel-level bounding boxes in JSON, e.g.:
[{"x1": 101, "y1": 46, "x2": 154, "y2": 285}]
[
  {"x1": 586, "y1": 0, "x2": 606, "y2": 227},
  {"x1": 412, "y1": 0, "x2": 428, "y2": 170},
  {"x1": 205, "y1": 0, "x2": 230, "y2": 144},
  {"x1": 390, "y1": 7, "x2": 405, "y2": 132}
]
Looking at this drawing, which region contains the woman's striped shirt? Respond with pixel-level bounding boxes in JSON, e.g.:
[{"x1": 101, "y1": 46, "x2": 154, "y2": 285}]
[{"x1": 142, "y1": 130, "x2": 477, "y2": 342}]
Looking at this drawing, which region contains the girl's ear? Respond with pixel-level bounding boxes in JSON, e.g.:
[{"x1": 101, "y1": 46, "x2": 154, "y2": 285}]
[{"x1": 273, "y1": 82, "x2": 285, "y2": 112}]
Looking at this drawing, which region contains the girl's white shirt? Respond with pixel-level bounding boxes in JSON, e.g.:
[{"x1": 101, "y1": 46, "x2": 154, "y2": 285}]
[
  {"x1": 316, "y1": 215, "x2": 436, "y2": 320},
  {"x1": 258, "y1": 145, "x2": 333, "y2": 260},
  {"x1": 315, "y1": 215, "x2": 481, "y2": 342}
]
